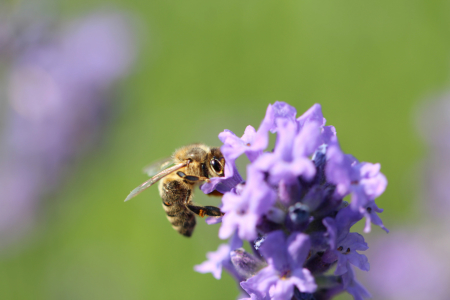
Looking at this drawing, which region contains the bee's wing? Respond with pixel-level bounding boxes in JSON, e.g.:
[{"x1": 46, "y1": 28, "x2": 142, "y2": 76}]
[
  {"x1": 142, "y1": 157, "x2": 174, "y2": 177},
  {"x1": 124, "y1": 162, "x2": 188, "y2": 202}
]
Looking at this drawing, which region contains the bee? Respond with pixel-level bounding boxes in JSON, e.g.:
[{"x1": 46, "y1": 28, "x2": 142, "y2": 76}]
[{"x1": 124, "y1": 144, "x2": 225, "y2": 237}]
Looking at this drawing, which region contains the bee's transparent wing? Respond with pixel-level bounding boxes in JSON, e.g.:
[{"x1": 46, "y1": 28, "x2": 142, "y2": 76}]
[
  {"x1": 142, "y1": 157, "x2": 174, "y2": 177},
  {"x1": 124, "y1": 162, "x2": 188, "y2": 202}
]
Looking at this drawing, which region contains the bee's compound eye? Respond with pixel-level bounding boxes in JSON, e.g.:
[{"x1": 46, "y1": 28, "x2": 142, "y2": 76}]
[{"x1": 210, "y1": 158, "x2": 223, "y2": 175}]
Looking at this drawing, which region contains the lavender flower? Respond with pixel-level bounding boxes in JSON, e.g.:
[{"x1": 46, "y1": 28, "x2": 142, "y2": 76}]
[
  {"x1": 195, "y1": 102, "x2": 388, "y2": 300},
  {"x1": 0, "y1": 8, "x2": 136, "y2": 246}
]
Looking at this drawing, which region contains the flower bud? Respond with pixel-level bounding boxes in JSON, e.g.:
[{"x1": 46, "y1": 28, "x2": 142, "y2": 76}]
[{"x1": 230, "y1": 248, "x2": 267, "y2": 280}]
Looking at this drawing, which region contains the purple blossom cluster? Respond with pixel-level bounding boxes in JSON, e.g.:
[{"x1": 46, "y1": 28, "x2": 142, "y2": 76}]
[
  {"x1": 0, "y1": 6, "x2": 136, "y2": 246},
  {"x1": 195, "y1": 102, "x2": 388, "y2": 300}
]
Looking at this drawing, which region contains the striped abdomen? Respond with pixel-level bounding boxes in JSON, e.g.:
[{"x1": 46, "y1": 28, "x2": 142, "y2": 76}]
[{"x1": 160, "y1": 179, "x2": 196, "y2": 237}]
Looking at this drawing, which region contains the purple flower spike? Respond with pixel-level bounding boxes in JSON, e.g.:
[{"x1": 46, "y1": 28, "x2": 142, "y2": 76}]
[
  {"x1": 241, "y1": 231, "x2": 317, "y2": 299},
  {"x1": 195, "y1": 101, "x2": 387, "y2": 300}
]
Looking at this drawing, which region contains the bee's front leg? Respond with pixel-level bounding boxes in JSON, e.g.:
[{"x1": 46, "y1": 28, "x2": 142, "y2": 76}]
[
  {"x1": 186, "y1": 205, "x2": 223, "y2": 218},
  {"x1": 176, "y1": 171, "x2": 210, "y2": 183}
]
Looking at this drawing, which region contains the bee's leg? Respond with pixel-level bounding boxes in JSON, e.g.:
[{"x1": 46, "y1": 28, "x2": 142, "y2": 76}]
[
  {"x1": 176, "y1": 171, "x2": 210, "y2": 183},
  {"x1": 187, "y1": 204, "x2": 223, "y2": 218},
  {"x1": 207, "y1": 190, "x2": 224, "y2": 197}
]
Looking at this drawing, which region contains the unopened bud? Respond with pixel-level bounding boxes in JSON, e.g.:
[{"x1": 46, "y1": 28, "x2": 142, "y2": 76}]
[{"x1": 230, "y1": 248, "x2": 267, "y2": 280}]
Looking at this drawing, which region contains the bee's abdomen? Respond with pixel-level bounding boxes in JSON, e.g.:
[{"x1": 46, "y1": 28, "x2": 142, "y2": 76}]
[
  {"x1": 165, "y1": 210, "x2": 196, "y2": 237},
  {"x1": 160, "y1": 180, "x2": 196, "y2": 237}
]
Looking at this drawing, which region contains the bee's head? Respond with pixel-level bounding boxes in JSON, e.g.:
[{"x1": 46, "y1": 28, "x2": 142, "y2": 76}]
[{"x1": 208, "y1": 147, "x2": 225, "y2": 177}]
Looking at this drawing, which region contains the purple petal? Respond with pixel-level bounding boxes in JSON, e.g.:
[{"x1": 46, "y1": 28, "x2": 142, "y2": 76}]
[
  {"x1": 218, "y1": 212, "x2": 239, "y2": 239},
  {"x1": 218, "y1": 167, "x2": 276, "y2": 241},
  {"x1": 334, "y1": 206, "x2": 363, "y2": 240},
  {"x1": 219, "y1": 126, "x2": 263, "y2": 163},
  {"x1": 269, "y1": 278, "x2": 295, "y2": 300},
  {"x1": 349, "y1": 186, "x2": 371, "y2": 211},
  {"x1": 293, "y1": 120, "x2": 323, "y2": 157},
  {"x1": 245, "y1": 166, "x2": 278, "y2": 215},
  {"x1": 325, "y1": 140, "x2": 355, "y2": 196},
  {"x1": 264, "y1": 102, "x2": 298, "y2": 133},
  {"x1": 291, "y1": 268, "x2": 317, "y2": 293},
  {"x1": 322, "y1": 125, "x2": 336, "y2": 144},
  {"x1": 259, "y1": 231, "x2": 289, "y2": 272},
  {"x1": 241, "y1": 265, "x2": 279, "y2": 297},
  {"x1": 297, "y1": 103, "x2": 325, "y2": 127},
  {"x1": 287, "y1": 233, "x2": 311, "y2": 268},
  {"x1": 362, "y1": 201, "x2": 389, "y2": 233},
  {"x1": 273, "y1": 118, "x2": 297, "y2": 162},
  {"x1": 333, "y1": 232, "x2": 369, "y2": 274},
  {"x1": 194, "y1": 244, "x2": 230, "y2": 279},
  {"x1": 205, "y1": 216, "x2": 222, "y2": 225},
  {"x1": 230, "y1": 232, "x2": 244, "y2": 250},
  {"x1": 322, "y1": 217, "x2": 337, "y2": 249},
  {"x1": 342, "y1": 263, "x2": 371, "y2": 300},
  {"x1": 334, "y1": 255, "x2": 349, "y2": 275},
  {"x1": 219, "y1": 210, "x2": 259, "y2": 241},
  {"x1": 340, "y1": 232, "x2": 369, "y2": 251},
  {"x1": 346, "y1": 252, "x2": 370, "y2": 272},
  {"x1": 267, "y1": 157, "x2": 316, "y2": 185},
  {"x1": 359, "y1": 163, "x2": 388, "y2": 199}
]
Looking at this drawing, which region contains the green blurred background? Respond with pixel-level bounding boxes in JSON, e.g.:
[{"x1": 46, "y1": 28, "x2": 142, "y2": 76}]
[{"x1": 1, "y1": 0, "x2": 450, "y2": 299}]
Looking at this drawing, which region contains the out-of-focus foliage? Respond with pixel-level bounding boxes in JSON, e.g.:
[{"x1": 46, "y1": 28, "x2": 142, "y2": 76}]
[{"x1": 0, "y1": 0, "x2": 449, "y2": 299}]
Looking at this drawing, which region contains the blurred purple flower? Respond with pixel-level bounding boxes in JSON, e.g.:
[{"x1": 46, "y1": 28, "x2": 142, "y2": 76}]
[
  {"x1": 0, "y1": 9, "x2": 136, "y2": 245},
  {"x1": 364, "y1": 231, "x2": 448, "y2": 300},
  {"x1": 358, "y1": 95, "x2": 450, "y2": 300},
  {"x1": 416, "y1": 95, "x2": 450, "y2": 216}
]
